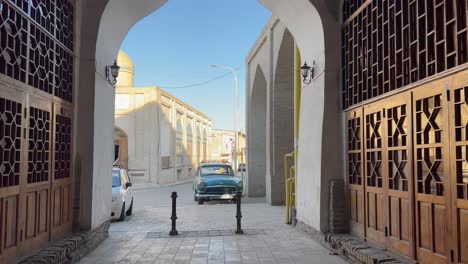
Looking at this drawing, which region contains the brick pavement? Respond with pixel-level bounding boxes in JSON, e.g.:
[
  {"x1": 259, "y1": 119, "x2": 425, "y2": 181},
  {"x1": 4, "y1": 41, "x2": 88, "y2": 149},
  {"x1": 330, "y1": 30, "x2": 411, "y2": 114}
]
[{"x1": 77, "y1": 183, "x2": 347, "y2": 264}]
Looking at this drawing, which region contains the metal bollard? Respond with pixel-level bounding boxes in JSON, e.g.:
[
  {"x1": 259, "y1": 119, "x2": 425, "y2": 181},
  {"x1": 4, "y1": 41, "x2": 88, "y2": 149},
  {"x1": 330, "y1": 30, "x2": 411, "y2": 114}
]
[
  {"x1": 169, "y1": 191, "x2": 179, "y2": 236},
  {"x1": 235, "y1": 191, "x2": 244, "y2": 234}
]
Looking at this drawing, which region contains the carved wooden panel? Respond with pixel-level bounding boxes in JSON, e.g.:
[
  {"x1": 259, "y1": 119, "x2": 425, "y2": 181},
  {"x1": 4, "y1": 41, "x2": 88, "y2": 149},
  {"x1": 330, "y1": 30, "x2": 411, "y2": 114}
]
[
  {"x1": 0, "y1": 1, "x2": 28, "y2": 83},
  {"x1": 30, "y1": 0, "x2": 56, "y2": 37},
  {"x1": 385, "y1": 94, "x2": 414, "y2": 258},
  {"x1": 54, "y1": 44, "x2": 73, "y2": 102},
  {"x1": 451, "y1": 83, "x2": 468, "y2": 263},
  {"x1": 364, "y1": 105, "x2": 386, "y2": 245},
  {"x1": 0, "y1": 97, "x2": 22, "y2": 188},
  {"x1": 342, "y1": 0, "x2": 468, "y2": 108},
  {"x1": 28, "y1": 23, "x2": 55, "y2": 94},
  {"x1": 55, "y1": 0, "x2": 74, "y2": 51},
  {"x1": 27, "y1": 107, "x2": 50, "y2": 183},
  {"x1": 0, "y1": 92, "x2": 22, "y2": 263},
  {"x1": 54, "y1": 114, "x2": 70, "y2": 179},
  {"x1": 50, "y1": 103, "x2": 72, "y2": 240},
  {"x1": 347, "y1": 109, "x2": 365, "y2": 237},
  {"x1": 413, "y1": 83, "x2": 450, "y2": 264}
]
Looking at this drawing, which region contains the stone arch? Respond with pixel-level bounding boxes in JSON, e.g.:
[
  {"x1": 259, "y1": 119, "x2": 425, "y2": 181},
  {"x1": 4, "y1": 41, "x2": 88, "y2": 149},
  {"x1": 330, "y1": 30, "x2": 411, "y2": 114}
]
[
  {"x1": 269, "y1": 27, "x2": 295, "y2": 205},
  {"x1": 248, "y1": 65, "x2": 267, "y2": 197},
  {"x1": 76, "y1": 0, "x2": 341, "y2": 232},
  {"x1": 113, "y1": 126, "x2": 129, "y2": 169},
  {"x1": 197, "y1": 126, "x2": 201, "y2": 164}
]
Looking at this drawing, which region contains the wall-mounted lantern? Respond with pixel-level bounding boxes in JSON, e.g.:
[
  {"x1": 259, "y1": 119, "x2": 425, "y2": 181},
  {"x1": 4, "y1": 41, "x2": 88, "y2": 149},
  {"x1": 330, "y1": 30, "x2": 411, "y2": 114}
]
[
  {"x1": 301, "y1": 60, "x2": 315, "y2": 84},
  {"x1": 106, "y1": 60, "x2": 120, "y2": 85}
]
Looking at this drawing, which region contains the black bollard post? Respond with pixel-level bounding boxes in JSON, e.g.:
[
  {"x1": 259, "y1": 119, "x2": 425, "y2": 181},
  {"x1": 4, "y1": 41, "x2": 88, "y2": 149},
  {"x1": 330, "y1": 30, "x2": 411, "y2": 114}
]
[
  {"x1": 169, "y1": 191, "x2": 179, "y2": 236},
  {"x1": 235, "y1": 191, "x2": 244, "y2": 234}
]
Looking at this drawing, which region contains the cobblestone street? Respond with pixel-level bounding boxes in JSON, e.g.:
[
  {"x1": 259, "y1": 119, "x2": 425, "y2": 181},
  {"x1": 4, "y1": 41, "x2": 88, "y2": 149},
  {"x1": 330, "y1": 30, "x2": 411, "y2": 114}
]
[{"x1": 78, "y1": 183, "x2": 347, "y2": 264}]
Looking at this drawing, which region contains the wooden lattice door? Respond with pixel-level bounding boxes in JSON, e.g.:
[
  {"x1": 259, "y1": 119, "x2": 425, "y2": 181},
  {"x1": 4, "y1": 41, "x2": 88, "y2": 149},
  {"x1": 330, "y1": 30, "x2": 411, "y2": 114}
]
[
  {"x1": 346, "y1": 109, "x2": 365, "y2": 237},
  {"x1": 384, "y1": 92, "x2": 414, "y2": 258},
  {"x1": 363, "y1": 103, "x2": 387, "y2": 245},
  {"x1": 0, "y1": 88, "x2": 25, "y2": 263},
  {"x1": 19, "y1": 95, "x2": 53, "y2": 254},
  {"x1": 449, "y1": 73, "x2": 468, "y2": 264},
  {"x1": 412, "y1": 81, "x2": 451, "y2": 264},
  {"x1": 50, "y1": 103, "x2": 73, "y2": 240}
]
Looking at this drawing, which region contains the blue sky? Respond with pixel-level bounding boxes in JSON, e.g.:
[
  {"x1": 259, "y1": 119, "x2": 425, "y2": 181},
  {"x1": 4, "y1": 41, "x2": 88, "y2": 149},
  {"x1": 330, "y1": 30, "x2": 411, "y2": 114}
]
[{"x1": 120, "y1": 0, "x2": 271, "y2": 131}]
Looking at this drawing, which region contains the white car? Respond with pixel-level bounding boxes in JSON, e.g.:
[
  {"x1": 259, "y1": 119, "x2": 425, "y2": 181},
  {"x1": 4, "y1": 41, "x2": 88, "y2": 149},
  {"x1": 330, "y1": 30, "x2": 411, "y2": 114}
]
[{"x1": 111, "y1": 167, "x2": 134, "y2": 221}]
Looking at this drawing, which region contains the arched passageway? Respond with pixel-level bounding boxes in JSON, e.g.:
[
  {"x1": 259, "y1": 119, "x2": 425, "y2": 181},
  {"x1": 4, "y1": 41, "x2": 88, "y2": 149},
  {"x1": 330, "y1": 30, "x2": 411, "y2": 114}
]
[
  {"x1": 113, "y1": 126, "x2": 129, "y2": 169},
  {"x1": 269, "y1": 28, "x2": 295, "y2": 205},
  {"x1": 248, "y1": 65, "x2": 267, "y2": 197}
]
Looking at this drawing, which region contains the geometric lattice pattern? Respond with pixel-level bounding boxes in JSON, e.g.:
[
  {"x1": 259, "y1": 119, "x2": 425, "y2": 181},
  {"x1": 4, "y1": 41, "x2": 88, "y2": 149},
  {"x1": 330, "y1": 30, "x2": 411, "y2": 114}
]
[
  {"x1": 454, "y1": 87, "x2": 468, "y2": 199},
  {"x1": 28, "y1": 106, "x2": 50, "y2": 183},
  {"x1": 1, "y1": 0, "x2": 74, "y2": 102},
  {"x1": 366, "y1": 111, "x2": 382, "y2": 149},
  {"x1": 387, "y1": 104, "x2": 407, "y2": 147},
  {"x1": 415, "y1": 94, "x2": 443, "y2": 145},
  {"x1": 348, "y1": 152, "x2": 362, "y2": 185},
  {"x1": 30, "y1": 0, "x2": 56, "y2": 36},
  {"x1": 55, "y1": 0, "x2": 74, "y2": 51},
  {"x1": 0, "y1": 97, "x2": 22, "y2": 188},
  {"x1": 55, "y1": 114, "x2": 71, "y2": 179},
  {"x1": 347, "y1": 116, "x2": 362, "y2": 185},
  {"x1": 416, "y1": 147, "x2": 444, "y2": 196},
  {"x1": 54, "y1": 45, "x2": 73, "y2": 102},
  {"x1": 342, "y1": 0, "x2": 468, "y2": 108},
  {"x1": 388, "y1": 149, "x2": 408, "y2": 191},
  {"x1": 366, "y1": 151, "x2": 382, "y2": 187},
  {"x1": 0, "y1": 1, "x2": 29, "y2": 83},
  {"x1": 28, "y1": 23, "x2": 55, "y2": 94},
  {"x1": 348, "y1": 117, "x2": 361, "y2": 151}
]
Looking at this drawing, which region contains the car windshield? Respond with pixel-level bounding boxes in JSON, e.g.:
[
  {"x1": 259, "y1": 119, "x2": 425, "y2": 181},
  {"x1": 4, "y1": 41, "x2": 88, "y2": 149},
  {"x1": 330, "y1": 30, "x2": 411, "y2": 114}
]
[
  {"x1": 201, "y1": 165, "x2": 234, "y2": 176},
  {"x1": 112, "y1": 169, "x2": 121, "y2": 187}
]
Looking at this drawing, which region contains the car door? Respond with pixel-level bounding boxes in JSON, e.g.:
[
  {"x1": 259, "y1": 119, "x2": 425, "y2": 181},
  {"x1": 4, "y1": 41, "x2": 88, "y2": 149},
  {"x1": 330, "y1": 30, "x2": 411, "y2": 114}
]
[{"x1": 120, "y1": 169, "x2": 129, "y2": 209}]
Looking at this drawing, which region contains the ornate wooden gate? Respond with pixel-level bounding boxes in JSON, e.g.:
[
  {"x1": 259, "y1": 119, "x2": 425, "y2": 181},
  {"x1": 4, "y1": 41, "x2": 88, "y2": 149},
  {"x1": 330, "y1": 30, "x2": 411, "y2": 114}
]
[
  {"x1": 0, "y1": 0, "x2": 75, "y2": 262},
  {"x1": 346, "y1": 70, "x2": 468, "y2": 263}
]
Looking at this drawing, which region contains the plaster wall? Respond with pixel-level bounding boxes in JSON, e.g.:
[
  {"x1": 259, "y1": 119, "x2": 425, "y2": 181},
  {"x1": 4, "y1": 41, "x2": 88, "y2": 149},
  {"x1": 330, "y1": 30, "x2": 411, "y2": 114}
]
[
  {"x1": 248, "y1": 0, "x2": 342, "y2": 232},
  {"x1": 76, "y1": 0, "x2": 342, "y2": 233}
]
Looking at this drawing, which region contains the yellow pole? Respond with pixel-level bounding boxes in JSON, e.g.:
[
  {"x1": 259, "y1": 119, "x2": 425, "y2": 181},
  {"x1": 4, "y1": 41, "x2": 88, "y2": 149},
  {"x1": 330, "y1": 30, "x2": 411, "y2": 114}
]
[{"x1": 293, "y1": 45, "x2": 301, "y2": 212}]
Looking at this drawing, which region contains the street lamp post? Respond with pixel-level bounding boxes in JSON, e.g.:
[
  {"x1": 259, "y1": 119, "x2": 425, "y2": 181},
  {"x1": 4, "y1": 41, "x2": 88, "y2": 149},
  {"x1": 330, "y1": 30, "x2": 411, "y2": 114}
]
[{"x1": 210, "y1": 65, "x2": 239, "y2": 178}]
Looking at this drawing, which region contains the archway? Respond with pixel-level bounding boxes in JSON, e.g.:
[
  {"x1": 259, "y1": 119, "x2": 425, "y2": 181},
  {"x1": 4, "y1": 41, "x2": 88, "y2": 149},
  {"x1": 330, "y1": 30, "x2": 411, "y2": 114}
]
[
  {"x1": 113, "y1": 126, "x2": 129, "y2": 169},
  {"x1": 269, "y1": 28, "x2": 295, "y2": 205},
  {"x1": 248, "y1": 65, "x2": 267, "y2": 197},
  {"x1": 75, "y1": 0, "x2": 342, "y2": 235}
]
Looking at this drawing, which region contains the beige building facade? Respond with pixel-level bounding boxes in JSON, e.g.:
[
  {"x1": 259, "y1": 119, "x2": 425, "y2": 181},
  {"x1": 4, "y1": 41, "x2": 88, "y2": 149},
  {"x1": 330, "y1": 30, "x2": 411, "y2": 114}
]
[
  {"x1": 211, "y1": 129, "x2": 246, "y2": 168},
  {"x1": 114, "y1": 51, "x2": 212, "y2": 185}
]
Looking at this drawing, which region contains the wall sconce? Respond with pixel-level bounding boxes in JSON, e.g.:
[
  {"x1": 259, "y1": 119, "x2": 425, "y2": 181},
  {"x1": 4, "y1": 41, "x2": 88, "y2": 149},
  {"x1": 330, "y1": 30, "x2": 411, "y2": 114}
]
[
  {"x1": 301, "y1": 60, "x2": 315, "y2": 84},
  {"x1": 105, "y1": 60, "x2": 120, "y2": 85}
]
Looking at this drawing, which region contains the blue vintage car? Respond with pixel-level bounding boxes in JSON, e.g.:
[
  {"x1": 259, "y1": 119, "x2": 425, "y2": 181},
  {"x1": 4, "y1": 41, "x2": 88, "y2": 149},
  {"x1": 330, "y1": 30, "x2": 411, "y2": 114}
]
[{"x1": 193, "y1": 163, "x2": 243, "y2": 205}]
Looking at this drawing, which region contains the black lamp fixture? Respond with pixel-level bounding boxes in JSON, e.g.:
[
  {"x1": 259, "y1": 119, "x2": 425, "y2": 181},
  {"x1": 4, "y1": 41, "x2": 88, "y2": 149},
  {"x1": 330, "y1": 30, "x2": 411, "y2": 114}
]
[
  {"x1": 301, "y1": 60, "x2": 315, "y2": 84},
  {"x1": 106, "y1": 60, "x2": 120, "y2": 85}
]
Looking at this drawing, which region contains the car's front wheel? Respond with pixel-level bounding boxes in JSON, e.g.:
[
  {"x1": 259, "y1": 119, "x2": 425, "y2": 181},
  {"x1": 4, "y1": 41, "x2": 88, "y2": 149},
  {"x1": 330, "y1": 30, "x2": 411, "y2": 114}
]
[
  {"x1": 198, "y1": 199, "x2": 204, "y2": 205},
  {"x1": 194, "y1": 192, "x2": 198, "y2": 202}
]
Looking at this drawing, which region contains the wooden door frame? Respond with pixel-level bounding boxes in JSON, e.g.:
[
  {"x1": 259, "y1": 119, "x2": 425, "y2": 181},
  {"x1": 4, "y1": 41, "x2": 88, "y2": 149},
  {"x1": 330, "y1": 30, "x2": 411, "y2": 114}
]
[
  {"x1": 19, "y1": 94, "x2": 53, "y2": 255},
  {"x1": 346, "y1": 109, "x2": 366, "y2": 238},
  {"x1": 448, "y1": 70, "x2": 468, "y2": 263},
  {"x1": 412, "y1": 77, "x2": 452, "y2": 264},
  {"x1": 363, "y1": 102, "x2": 388, "y2": 246}
]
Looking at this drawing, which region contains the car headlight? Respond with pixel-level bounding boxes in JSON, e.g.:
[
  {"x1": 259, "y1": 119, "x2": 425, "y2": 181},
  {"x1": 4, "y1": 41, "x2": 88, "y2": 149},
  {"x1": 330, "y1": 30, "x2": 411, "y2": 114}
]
[
  {"x1": 237, "y1": 181, "x2": 243, "y2": 188},
  {"x1": 199, "y1": 182, "x2": 206, "y2": 189}
]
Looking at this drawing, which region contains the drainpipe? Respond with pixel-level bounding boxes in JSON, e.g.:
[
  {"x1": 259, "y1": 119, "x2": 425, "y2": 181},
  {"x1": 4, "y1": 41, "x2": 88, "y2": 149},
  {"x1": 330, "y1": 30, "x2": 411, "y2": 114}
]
[{"x1": 293, "y1": 45, "x2": 301, "y2": 224}]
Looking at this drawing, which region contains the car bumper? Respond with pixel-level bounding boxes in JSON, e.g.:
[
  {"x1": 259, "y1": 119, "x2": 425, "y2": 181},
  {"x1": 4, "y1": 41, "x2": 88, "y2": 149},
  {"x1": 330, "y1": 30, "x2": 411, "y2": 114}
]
[
  {"x1": 110, "y1": 200, "x2": 123, "y2": 219},
  {"x1": 195, "y1": 193, "x2": 244, "y2": 200}
]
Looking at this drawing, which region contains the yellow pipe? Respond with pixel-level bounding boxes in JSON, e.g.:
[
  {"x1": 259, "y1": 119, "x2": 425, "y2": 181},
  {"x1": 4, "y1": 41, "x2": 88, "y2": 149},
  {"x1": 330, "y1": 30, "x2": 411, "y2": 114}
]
[
  {"x1": 293, "y1": 45, "x2": 301, "y2": 211},
  {"x1": 284, "y1": 152, "x2": 294, "y2": 224}
]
